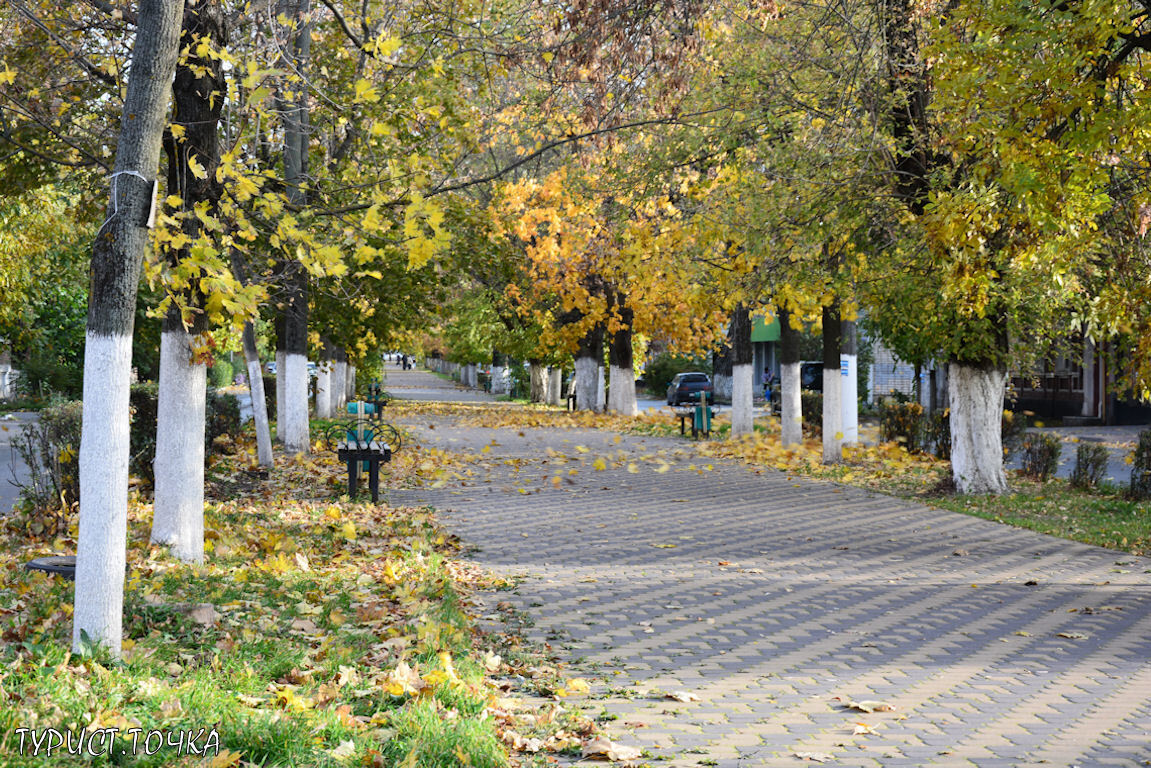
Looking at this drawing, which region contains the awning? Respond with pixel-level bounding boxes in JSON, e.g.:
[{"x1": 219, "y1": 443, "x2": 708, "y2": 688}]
[{"x1": 750, "y1": 315, "x2": 780, "y2": 342}]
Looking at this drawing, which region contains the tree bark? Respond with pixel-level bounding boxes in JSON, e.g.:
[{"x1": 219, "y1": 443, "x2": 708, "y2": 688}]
[
  {"x1": 1082, "y1": 337, "x2": 1096, "y2": 418},
  {"x1": 332, "y1": 346, "x2": 347, "y2": 412},
  {"x1": 150, "y1": 310, "x2": 207, "y2": 563},
  {"x1": 547, "y1": 367, "x2": 562, "y2": 405},
  {"x1": 573, "y1": 323, "x2": 604, "y2": 411},
  {"x1": 74, "y1": 0, "x2": 185, "y2": 657},
  {"x1": 779, "y1": 309, "x2": 802, "y2": 447},
  {"x1": 274, "y1": 0, "x2": 311, "y2": 454},
  {"x1": 529, "y1": 361, "x2": 547, "y2": 403},
  {"x1": 150, "y1": 1, "x2": 225, "y2": 562},
  {"x1": 242, "y1": 321, "x2": 273, "y2": 467},
  {"x1": 607, "y1": 306, "x2": 637, "y2": 416},
  {"x1": 949, "y1": 362, "x2": 1009, "y2": 494},
  {"x1": 346, "y1": 363, "x2": 356, "y2": 401},
  {"x1": 840, "y1": 317, "x2": 858, "y2": 445},
  {"x1": 822, "y1": 303, "x2": 843, "y2": 463},
  {"x1": 729, "y1": 304, "x2": 753, "y2": 436},
  {"x1": 315, "y1": 338, "x2": 333, "y2": 418}
]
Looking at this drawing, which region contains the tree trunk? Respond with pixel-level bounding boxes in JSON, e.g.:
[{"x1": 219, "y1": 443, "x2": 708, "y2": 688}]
[
  {"x1": 150, "y1": 310, "x2": 207, "y2": 563},
  {"x1": 150, "y1": 0, "x2": 224, "y2": 563},
  {"x1": 607, "y1": 309, "x2": 637, "y2": 416},
  {"x1": 548, "y1": 367, "x2": 562, "y2": 405},
  {"x1": 275, "y1": 344, "x2": 285, "y2": 439},
  {"x1": 332, "y1": 347, "x2": 347, "y2": 412},
  {"x1": 1082, "y1": 337, "x2": 1096, "y2": 418},
  {"x1": 242, "y1": 322, "x2": 273, "y2": 467},
  {"x1": 346, "y1": 364, "x2": 356, "y2": 401},
  {"x1": 840, "y1": 317, "x2": 858, "y2": 444},
  {"x1": 779, "y1": 309, "x2": 802, "y2": 447},
  {"x1": 711, "y1": 333, "x2": 733, "y2": 402},
  {"x1": 315, "y1": 339, "x2": 333, "y2": 418},
  {"x1": 274, "y1": 0, "x2": 311, "y2": 454},
  {"x1": 74, "y1": 0, "x2": 185, "y2": 657},
  {"x1": 822, "y1": 303, "x2": 843, "y2": 463},
  {"x1": 573, "y1": 323, "x2": 604, "y2": 412},
  {"x1": 949, "y1": 362, "x2": 1009, "y2": 494},
  {"x1": 529, "y1": 361, "x2": 547, "y2": 403},
  {"x1": 729, "y1": 304, "x2": 753, "y2": 436}
]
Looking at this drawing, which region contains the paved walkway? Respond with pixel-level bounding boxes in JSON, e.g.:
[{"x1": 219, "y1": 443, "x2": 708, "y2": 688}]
[
  {"x1": 1, "y1": 412, "x2": 34, "y2": 515},
  {"x1": 388, "y1": 369, "x2": 1151, "y2": 767}
]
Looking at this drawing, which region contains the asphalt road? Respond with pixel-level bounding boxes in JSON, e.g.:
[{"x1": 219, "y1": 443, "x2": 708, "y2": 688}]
[{"x1": 0, "y1": 412, "x2": 35, "y2": 515}]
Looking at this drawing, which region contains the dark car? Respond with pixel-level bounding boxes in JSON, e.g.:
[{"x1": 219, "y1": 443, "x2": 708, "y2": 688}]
[
  {"x1": 667, "y1": 372, "x2": 713, "y2": 405},
  {"x1": 800, "y1": 361, "x2": 823, "y2": 391}
]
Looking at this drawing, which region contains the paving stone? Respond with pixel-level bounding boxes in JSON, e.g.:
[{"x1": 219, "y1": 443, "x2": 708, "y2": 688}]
[{"x1": 387, "y1": 370, "x2": 1151, "y2": 767}]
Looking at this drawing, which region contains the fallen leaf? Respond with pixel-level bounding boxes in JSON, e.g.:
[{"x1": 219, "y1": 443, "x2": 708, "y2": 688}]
[
  {"x1": 852, "y1": 722, "x2": 877, "y2": 735},
  {"x1": 795, "y1": 752, "x2": 835, "y2": 763},
  {"x1": 665, "y1": 690, "x2": 700, "y2": 703},
  {"x1": 582, "y1": 736, "x2": 642, "y2": 761},
  {"x1": 1057, "y1": 632, "x2": 1089, "y2": 640},
  {"x1": 843, "y1": 700, "x2": 895, "y2": 713}
]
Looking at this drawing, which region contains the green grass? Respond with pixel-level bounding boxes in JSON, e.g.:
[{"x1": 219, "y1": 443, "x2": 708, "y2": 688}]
[{"x1": 923, "y1": 476, "x2": 1151, "y2": 557}]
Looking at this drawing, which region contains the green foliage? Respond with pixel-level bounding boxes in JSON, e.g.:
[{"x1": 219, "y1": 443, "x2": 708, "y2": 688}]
[
  {"x1": 128, "y1": 384, "x2": 241, "y2": 491},
  {"x1": 1021, "y1": 433, "x2": 1062, "y2": 482},
  {"x1": 1070, "y1": 443, "x2": 1109, "y2": 490},
  {"x1": 10, "y1": 400, "x2": 82, "y2": 537},
  {"x1": 206, "y1": 390, "x2": 242, "y2": 451},
  {"x1": 1001, "y1": 410, "x2": 1028, "y2": 461},
  {"x1": 16, "y1": 352, "x2": 82, "y2": 401},
  {"x1": 210, "y1": 358, "x2": 235, "y2": 389},
  {"x1": 801, "y1": 390, "x2": 823, "y2": 432},
  {"x1": 1129, "y1": 430, "x2": 1151, "y2": 500},
  {"x1": 643, "y1": 352, "x2": 709, "y2": 395},
  {"x1": 928, "y1": 410, "x2": 952, "y2": 460},
  {"x1": 879, "y1": 400, "x2": 926, "y2": 453}
]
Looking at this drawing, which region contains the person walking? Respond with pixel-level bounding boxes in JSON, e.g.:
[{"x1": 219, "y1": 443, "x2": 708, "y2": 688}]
[{"x1": 762, "y1": 366, "x2": 776, "y2": 411}]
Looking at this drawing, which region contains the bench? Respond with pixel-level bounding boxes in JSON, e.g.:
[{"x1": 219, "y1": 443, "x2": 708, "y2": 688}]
[
  {"x1": 321, "y1": 413, "x2": 402, "y2": 503},
  {"x1": 674, "y1": 405, "x2": 716, "y2": 438},
  {"x1": 336, "y1": 439, "x2": 391, "y2": 502}
]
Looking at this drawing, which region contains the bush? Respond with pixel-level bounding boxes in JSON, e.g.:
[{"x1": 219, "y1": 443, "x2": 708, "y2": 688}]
[
  {"x1": 11, "y1": 400, "x2": 82, "y2": 537},
  {"x1": 928, "y1": 409, "x2": 951, "y2": 459},
  {"x1": 1001, "y1": 409, "x2": 1028, "y2": 460},
  {"x1": 1129, "y1": 429, "x2": 1151, "y2": 500},
  {"x1": 1070, "y1": 443, "x2": 1109, "y2": 490},
  {"x1": 210, "y1": 358, "x2": 234, "y2": 388},
  {"x1": 128, "y1": 383, "x2": 241, "y2": 491},
  {"x1": 17, "y1": 353, "x2": 83, "y2": 400},
  {"x1": 800, "y1": 390, "x2": 823, "y2": 432},
  {"x1": 879, "y1": 400, "x2": 926, "y2": 452},
  {"x1": 642, "y1": 352, "x2": 709, "y2": 395},
  {"x1": 1021, "y1": 432, "x2": 1061, "y2": 481}
]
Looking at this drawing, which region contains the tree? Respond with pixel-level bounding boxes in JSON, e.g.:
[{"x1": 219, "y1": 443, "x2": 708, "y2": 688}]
[{"x1": 73, "y1": 0, "x2": 185, "y2": 657}]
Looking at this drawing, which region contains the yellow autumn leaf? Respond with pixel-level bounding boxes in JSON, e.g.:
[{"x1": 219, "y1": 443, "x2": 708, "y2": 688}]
[
  {"x1": 340, "y1": 521, "x2": 357, "y2": 540},
  {"x1": 187, "y1": 154, "x2": 208, "y2": 180},
  {"x1": 592, "y1": 457, "x2": 607, "y2": 471}
]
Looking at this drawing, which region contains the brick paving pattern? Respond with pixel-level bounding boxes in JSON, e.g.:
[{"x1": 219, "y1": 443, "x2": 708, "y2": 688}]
[{"x1": 387, "y1": 369, "x2": 1151, "y2": 767}]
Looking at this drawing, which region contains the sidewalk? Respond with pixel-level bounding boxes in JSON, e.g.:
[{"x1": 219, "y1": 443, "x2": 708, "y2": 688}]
[{"x1": 386, "y1": 368, "x2": 1151, "y2": 767}]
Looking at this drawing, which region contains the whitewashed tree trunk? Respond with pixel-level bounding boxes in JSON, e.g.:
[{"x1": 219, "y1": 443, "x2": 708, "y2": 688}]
[
  {"x1": 489, "y1": 365, "x2": 504, "y2": 394},
  {"x1": 949, "y1": 362, "x2": 1008, "y2": 494},
  {"x1": 315, "y1": 360, "x2": 332, "y2": 418},
  {"x1": 150, "y1": 326, "x2": 207, "y2": 563},
  {"x1": 1082, "y1": 338, "x2": 1096, "y2": 418},
  {"x1": 529, "y1": 362, "x2": 548, "y2": 403},
  {"x1": 74, "y1": 0, "x2": 185, "y2": 657},
  {"x1": 346, "y1": 364, "x2": 356, "y2": 401},
  {"x1": 332, "y1": 358, "x2": 347, "y2": 412},
  {"x1": 840, "y1": 354, "x2": 858, "y2": 444},
  {"x1": 282, "y1": 353, "x2": 310, "y2": 452},
  {"x1": 731, "y1": 363, "x2": 754, "y2": 436},
  {"x1": 607, "y1": 364, "x2": 638, "y2": 416},
  {"x1": 596, "y1": 365, "x2": 606, "y2": 412},
  {"x1": 712, "y1": 373, "x2": 732, "y2": 401},
  {"x1": 574, "y1": 356, "x2": 598, "y2": 411},
  {"x1": 275, "y1": 348, "x2": 285, "y2": 437},
  {"x1": 548, "y1": 367, "x2": 562, "y2": 406},
  {"x1": 822, "y1": 365, "x2": 843, "y2": 463},
  {"x1": 243, "y1": 322, "x2": 273, "y2": 467},
  {"x1": 780, "y1": 362, "x2": 802, "y2": 446}
]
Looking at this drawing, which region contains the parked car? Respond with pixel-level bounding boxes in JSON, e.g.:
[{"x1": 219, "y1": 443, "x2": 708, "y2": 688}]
[
  {"x1": 265, "y1": 361, "x2": 277, "y2": 375},
  {"x1": 667, "y1": 372, "x2": 713, "y2": 405},
  {"x1": 799, "y1": 361, "x2": 825, "y2": 391}
]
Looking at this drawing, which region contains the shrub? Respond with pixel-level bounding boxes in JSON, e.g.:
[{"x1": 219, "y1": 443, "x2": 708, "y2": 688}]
[
  {"x1": 879, "y1": 400, "x2": 926, "y2": 452},
  {"x1": 1129, "y1": 429, "x2": 1151, "y2": 500},
  {"x1": 128, "y1": 383, "x2": 241, "y2": 491},
  {"x1": 1021, "y1": 432, "x2": 1061, "y2": 481},
  {"x1": 210, "y1": 358, "x2": 234, "y2": 388},
  {"x1": 1070, "y1": 443, "x2": 1109, "y2": 490},
  {"x1": 1001, "y1": 409, "x2": 1028, "y2": 460},
  {"x1": 800, "y1": 390, "x2": 823, "y2": 432},
  {"x1": 11, "y1": 400, "x2": 82, "y2": 537},
  {"x1": 642, "y1": 352, "x2": 709, "y2": 395},
  {"x1": 928, "y1": 409, "x2": 951, "y2": 460}
]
